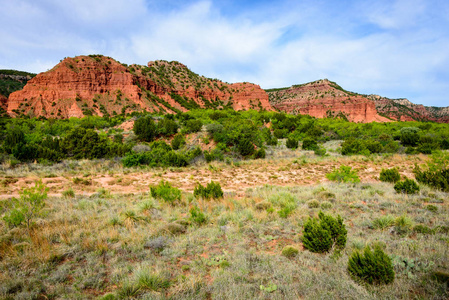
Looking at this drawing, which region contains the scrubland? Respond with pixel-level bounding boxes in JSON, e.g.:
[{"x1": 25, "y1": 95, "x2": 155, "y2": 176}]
[{"x1": 0, "y1": 146, "x2": 448, "y2": 299}]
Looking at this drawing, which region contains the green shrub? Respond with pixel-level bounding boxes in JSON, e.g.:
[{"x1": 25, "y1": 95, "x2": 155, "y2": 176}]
[
  {"x1": 320, "y1": 201, "x2": 333, "y2": 210},
  {"x1": 286, "y1": 137, "x2": 298, "y2": 149},
  {"x1": 326, "y1": 165, "x2": 360, "y2": 183},
  {"x1": 302, "y1": 137, "x2": 318, "y2": 150},
  {"x1": 254, "y1": 148, "x2": 266, "y2": 159},
  {"x1": 431, "y1": 271, "x2": 449, "y2": 284},
  {"x1": 414, "y1": 167, "x2": 449, "y2": 192},
  {"x1": 302, "y1": 211, "x2": 347, "y2": 253},
  {"x1": 2, "y1": 180, "x2": 48, "y2": 233},
  {"x1": 379, "y1": 168, "x2": 400, "y2": 183},
  {"x1": 150, "y1": 181, "x2": 181, "y2": 204},
  {"x1": 189, "y1": 206, "x2": 207, "y2": 225},
  {"x1": 2, "y1": 208, "x2": 25, "y2": 227},
  {"x1": 281, "y1": 245, "x2": 299, "y2": 258},
  {"x1": 394, "y1": 215, "x2": 414, "y2": 235},
  {"x1": 348, "y1": 246, "x2": 394, "y2": 285},
  {"x1": 307, "y1": 199, "x2": 320, "y2": 208},
  {"x1": 394, "y1": 179, "x2": 420, "y2": 194},
  {"x1": 341, "y1": 138, "x2": 366, "y2": 155},
  {"x1": 193, "y1": 181, "x2": 224, "y2": 200},
  {"x1": 238, "y1": 139, "x2": 255, "y2": 157},
  {"x1": 62, "y1": 127, "x2": 108, "y2": 159},
  {"x1": 400, "y1": 127, "x2": 420, "y2": 146},
  {"x1": 278, "y1": 203, "x2": 296, "y2": 218},
  {"x1": 157, "y1": 118, "x2": 178, "y2": 136},
  {"x1": 184, "y1": 119, "x2": 202, "y2": 133},
  {"x1": 133, "y1": 116, "x2": 157, "y2": 142},
  {"x1": 171, "y1": 134, "x2": 186, "y2": 150},
  {"x1": 314, "y1": 147, "x2": 327, "y2": 156}
]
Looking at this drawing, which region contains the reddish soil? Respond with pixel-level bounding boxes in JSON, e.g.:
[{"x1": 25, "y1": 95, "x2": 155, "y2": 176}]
[{"x1": 0, "y1": 154, "x2": 422, "y2": 199}]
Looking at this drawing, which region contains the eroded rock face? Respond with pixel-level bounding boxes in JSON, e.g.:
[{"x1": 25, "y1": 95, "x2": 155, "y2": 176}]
[
  {"x1": 370, "y1": 95, "x2": 449, "y2": 123},
  {"x1": 0, "y1": 93, "x2": 7, "y2": 111},
  {"x1": 268, "y1": 79, "x2": 390, "y2": 123},
  {"x1": 7, "y1": 55, "x2": 272, "y2": 118}
]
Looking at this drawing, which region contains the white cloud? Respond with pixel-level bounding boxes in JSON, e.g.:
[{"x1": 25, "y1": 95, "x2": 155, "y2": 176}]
[{"x1": 0, "y1": 0, "x2": 447, "y2": 106}]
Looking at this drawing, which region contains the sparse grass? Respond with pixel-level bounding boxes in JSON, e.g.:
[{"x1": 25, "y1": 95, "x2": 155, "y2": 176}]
[{"x1": 0, "y1": 154, "x2": 448, "y2": 299}]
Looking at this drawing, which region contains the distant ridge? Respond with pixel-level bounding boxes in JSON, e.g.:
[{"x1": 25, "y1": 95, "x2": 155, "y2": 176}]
[
  {"x1": 6, "y1": 55, "x2": 272, "y2": 118},
  {"x1": 266, "y1": 79, "x2": 390, "y2": 123},
  {"x1": 4, "y1": 56, "x2": 449, "y2": 123},
  {"x1": 368, "y1": 95, "x2": 449, "y2": 123}
]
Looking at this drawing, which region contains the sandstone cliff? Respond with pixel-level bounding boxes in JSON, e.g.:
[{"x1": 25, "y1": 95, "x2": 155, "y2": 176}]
[
  {"x1": 267, "y1": 79, "x2": 390, "y2": 123},
  {"x1": 7, "y1": 55, "x2": 272, "y2": 118},
  {"x1": 369, "y1": 95, "x2": 449, "y2": 123}
]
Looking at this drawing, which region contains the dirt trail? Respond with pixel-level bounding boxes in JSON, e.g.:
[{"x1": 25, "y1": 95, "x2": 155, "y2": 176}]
[{"x1": 0, "y1": 154, "x2": 422, "y2": 200}]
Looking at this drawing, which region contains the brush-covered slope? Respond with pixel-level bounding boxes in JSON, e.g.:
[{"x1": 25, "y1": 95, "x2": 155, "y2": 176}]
[
  {"x1": 369, "y1": 95, "x2": 449, "y2": 123},
  {"x1": 0, "y1": 70, "x2": 36, "y2": 111},
  {"x1": 7, "y1": 55, "x2": 272, "y2": 118},
  {"x1": 267, "y1": 79, "x2": 390, "y2": 123}
]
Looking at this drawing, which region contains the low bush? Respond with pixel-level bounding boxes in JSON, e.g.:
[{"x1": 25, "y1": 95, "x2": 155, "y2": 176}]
[
  {"x1": 189, "y1": 206, "x2": 207, "y2": 225},
  {"x1": 278, "y1": 203, "x2": 296, "y2": 218},
  {"x1": 133, "y1": 116, "x2": 157, "y2": 142},
  {"x1": 2, "y1": 180, "x2": 48, "y2": 233},
  {"x1": 394, "y1": 179, "x2": 420, "y2": 194},
  {"x1": 302, "y1": 137, "x2": 318, "y2": 150},
  {"x1": 150, "y1": 181, "x2": 181, "y2": 204},
  {"x1": 307, "y1": 199, "x2": 320, "y2": 208},
  {"x1": 394, "y1": 215, "x2": 414, "y2": 235},
  {"x1": 193, "y1": 181, "x2": 223, "y2": 200},
  {"x1": 302, "y1": 211, "x2": 347, "y2": 253},
  {"x1": 238, "y1": 139, "x2": 255, "y2": 157},
  {"x1": 184, "y1": 119, "x2": 202, "y2": 133},
  {"x1": 171, "y1": 134, "x2": 186, "y2": 150},
  {"x1": 286, "y1": 137, "x2": 298, "y2": 149},
  {"x1": 414, "y1": 167, "x2": 449, "y2": 192},
  {"x1": 314, "y1": 147, "x2": 326, "y2": 156},
  {"x1": 281, "y1": 245, "x2": 299, "y2": 258},
  {"x1": 348, "y1": 245, "x2": 395, "y2": 285},
  {"x1": 379, "y1": 168, "x2": 400, "y2": 183},
  {"x1": 122, "y1": 149, "x2": 187, "y2": 168},
  {"x1": 254, "y1": 148, "x2": 266, "y2": 159},
  {"x1": 326, "y1": 165, "x2": 360, "y2": 183}
]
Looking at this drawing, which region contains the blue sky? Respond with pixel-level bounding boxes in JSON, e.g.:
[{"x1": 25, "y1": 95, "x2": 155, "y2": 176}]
[{"x1": 1, "y1": 0, "x2": 448, "y2": 107}]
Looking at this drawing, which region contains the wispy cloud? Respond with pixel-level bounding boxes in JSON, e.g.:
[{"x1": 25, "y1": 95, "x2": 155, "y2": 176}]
[{"x1": 0, "y1": 0, "x2": 447, "y2": 106}]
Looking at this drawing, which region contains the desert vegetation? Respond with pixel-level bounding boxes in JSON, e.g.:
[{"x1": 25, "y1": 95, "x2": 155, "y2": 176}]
[{"x1": 0, "y1": 110, "x2": 448, "y2": 299}]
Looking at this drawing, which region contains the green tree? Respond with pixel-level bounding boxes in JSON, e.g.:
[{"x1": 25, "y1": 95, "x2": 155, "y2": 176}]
[
  {"x1": 62, "y1": 127, "x2": 108, "y2": 159},
  {"x1": 134, "y1": 116, "x2": 157, "y2": 142}
]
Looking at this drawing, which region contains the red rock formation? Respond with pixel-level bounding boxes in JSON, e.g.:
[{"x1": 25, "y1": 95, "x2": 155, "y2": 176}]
[
  {"x1": 268, "y1": 79, "x2": 390, "y2": 123},
  {"x1": 0, "y1": 93, "x2": 7, "y2": 111},
  {"x1": 369, "y1": 95, "x2": 449, "y2": 123},
  {"x1": 7, "y1": 55, "x2": 272, "y2": 118}
]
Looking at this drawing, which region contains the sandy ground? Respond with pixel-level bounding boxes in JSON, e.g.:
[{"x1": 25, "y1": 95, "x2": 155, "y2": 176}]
[{"x1": 0, "y1": 153, "x2": 424, "y2": 200}]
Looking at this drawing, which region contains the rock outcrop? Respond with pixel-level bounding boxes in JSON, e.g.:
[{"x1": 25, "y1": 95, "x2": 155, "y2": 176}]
[
  {"x1": 0, "y1": 93, "x2": 7, "y2": 111},
  {"x1": 267, "y1": 79, "x2": 390, "y2": 123},
  {"x1": 369, "y1": 95, "x2": 449, "y2": 123},
  {"x1": 7, "y1": 55, "x2": 272, "y2": 118}
]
